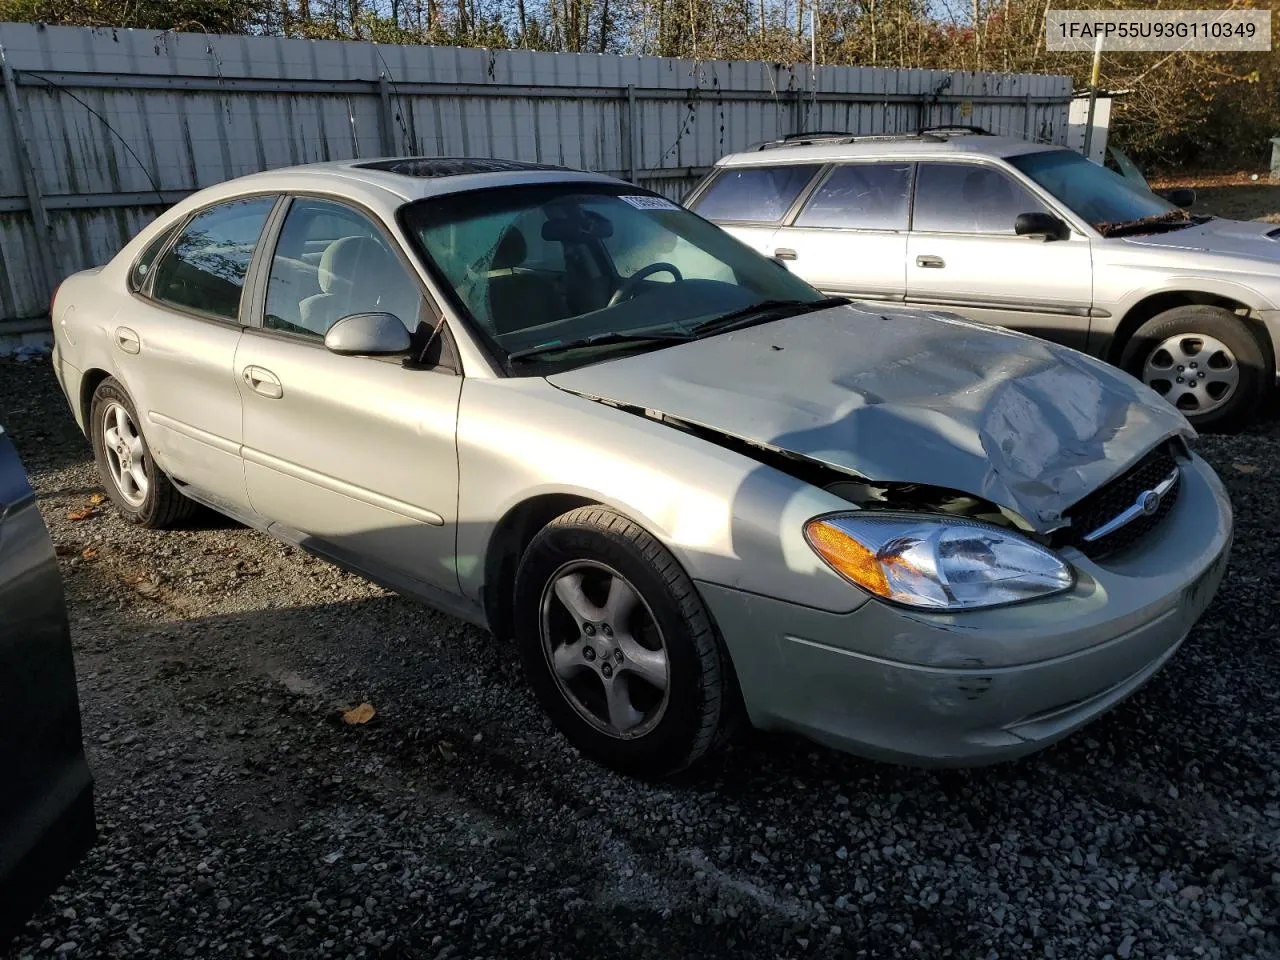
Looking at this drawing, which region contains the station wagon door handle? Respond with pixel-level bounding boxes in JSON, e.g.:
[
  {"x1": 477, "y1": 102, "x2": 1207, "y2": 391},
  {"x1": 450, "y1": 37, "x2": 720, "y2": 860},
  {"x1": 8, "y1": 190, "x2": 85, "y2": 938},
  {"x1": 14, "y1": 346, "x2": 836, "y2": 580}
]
[
  {"x1": 773, "y1": 248, "x2": 798, "y2": 261},
  {"x1": 114, "y1": 326, "x2": 140, "y2": 355},
  {"x1": 242, "y1": 365, "x2": 283, "y2": 400},
  {"x1": 916, "y1": 255, "x2": 946, "y2": 269}
]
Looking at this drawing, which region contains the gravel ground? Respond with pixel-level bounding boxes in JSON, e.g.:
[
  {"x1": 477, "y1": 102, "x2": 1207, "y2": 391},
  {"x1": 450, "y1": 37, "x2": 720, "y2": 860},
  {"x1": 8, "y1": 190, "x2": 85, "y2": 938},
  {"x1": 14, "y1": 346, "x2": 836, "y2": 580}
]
[{"x1": 2, "y1": 356, "x2": 1278, "y2": 960}]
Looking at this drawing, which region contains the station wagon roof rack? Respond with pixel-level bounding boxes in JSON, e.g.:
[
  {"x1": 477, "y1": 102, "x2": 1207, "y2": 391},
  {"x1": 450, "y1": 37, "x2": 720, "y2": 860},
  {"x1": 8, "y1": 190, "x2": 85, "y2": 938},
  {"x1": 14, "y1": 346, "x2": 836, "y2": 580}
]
[{"x1": 753, "y1": 125, "x2": 994, "y2": 151}]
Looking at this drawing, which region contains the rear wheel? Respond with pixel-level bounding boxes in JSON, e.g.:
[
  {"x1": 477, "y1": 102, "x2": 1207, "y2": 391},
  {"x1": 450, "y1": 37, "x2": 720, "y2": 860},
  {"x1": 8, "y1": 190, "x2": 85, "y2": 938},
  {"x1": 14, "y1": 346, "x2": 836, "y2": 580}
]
[
  {"x1": 90, "y1": 378, "x2": 196, "y2": 528},
  {"x1": 1120, "y1": 305, "x2": 1265, "y2": 431},
  {"x1": 513, "y1": 506, "x2": 736, "y2": 779}
]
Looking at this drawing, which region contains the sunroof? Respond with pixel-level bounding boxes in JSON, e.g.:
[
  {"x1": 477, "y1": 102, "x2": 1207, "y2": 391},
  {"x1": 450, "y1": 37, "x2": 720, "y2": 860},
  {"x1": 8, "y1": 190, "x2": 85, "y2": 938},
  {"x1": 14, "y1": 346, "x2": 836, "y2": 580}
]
[{"x1": 356, "y1": 157, "x2": 564, "y2": 178}]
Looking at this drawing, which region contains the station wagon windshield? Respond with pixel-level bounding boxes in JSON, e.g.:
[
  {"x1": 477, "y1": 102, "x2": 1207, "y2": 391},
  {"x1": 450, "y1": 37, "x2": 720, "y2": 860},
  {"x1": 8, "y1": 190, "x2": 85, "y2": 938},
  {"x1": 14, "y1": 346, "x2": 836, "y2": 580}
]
[
  {"x1": 403, "y1": 184, "x2": 825, "y2": 371},
  {"x1": 1008, "y1": 149, "x2": 1184, "y2": 236}
]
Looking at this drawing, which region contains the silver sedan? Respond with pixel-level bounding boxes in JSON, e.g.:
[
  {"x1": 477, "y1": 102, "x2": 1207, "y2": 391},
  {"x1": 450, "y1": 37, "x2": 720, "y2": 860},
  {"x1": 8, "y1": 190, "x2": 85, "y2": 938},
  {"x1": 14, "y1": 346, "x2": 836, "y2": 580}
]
[{"x1": 49, "y1": 158, "x2": 1232, "y2": 778}]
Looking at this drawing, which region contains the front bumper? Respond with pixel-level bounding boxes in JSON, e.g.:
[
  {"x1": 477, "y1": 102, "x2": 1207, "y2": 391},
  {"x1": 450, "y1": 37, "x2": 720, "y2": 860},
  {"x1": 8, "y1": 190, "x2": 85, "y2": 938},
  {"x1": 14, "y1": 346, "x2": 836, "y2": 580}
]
[{"x1": 699, "y1": 453, "x2": 1232, "y2": 765}]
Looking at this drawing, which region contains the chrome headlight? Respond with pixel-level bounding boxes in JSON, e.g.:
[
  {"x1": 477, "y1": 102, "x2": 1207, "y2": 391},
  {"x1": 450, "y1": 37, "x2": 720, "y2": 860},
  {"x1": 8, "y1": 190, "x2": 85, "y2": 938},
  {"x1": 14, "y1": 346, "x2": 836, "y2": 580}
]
[{"x1": 804, "y1": 513, "x2": 1074, "y2": 611}]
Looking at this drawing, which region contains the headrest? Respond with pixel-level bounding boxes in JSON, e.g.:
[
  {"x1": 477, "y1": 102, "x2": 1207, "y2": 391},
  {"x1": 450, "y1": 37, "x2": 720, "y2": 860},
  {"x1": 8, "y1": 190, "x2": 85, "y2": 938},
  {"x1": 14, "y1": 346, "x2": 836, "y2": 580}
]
[
  {"x1": 318, "y1": 235, "x2": 387, "y2": 293},
  {"x1": 491, "y1": 226, "x2": 527, "y2": 270}
]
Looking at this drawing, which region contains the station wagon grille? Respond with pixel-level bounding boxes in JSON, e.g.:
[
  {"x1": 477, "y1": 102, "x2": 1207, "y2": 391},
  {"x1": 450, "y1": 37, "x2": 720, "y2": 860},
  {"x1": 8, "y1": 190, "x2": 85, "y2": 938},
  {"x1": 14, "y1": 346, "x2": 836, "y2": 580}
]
[{"x1": 1057, "y1": 444, "x2": 1182, "y2": 559}]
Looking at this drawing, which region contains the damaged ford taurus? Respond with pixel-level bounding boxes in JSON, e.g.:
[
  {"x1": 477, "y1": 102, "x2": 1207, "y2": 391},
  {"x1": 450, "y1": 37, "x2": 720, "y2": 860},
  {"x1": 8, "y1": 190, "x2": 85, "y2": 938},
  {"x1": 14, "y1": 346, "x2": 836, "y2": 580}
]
[{"x1": 49, "y1": 158, "x2": 1232, "y2": 779}]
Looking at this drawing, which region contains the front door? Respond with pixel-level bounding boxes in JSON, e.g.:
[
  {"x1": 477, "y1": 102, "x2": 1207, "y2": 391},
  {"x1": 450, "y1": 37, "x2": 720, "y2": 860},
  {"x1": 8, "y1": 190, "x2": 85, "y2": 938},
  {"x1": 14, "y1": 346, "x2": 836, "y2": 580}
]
[
  {"x1": 118, "y1": 195, "x2": 279, "y2": 508},
  {"x1": 768, "y1": 161, "x2": 911, "y2": 302},
  {"x1": 236, "y1": 197, "x2": 462, "y2": 595},
  {"x1": 905, "y1": 161, "x2": 1094, "y2": 351}
]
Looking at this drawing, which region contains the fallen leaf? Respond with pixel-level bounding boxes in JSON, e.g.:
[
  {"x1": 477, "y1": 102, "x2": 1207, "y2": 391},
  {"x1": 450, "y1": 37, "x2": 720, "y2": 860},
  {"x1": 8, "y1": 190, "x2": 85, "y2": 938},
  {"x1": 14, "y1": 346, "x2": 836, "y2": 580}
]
[
  {"x1": 342, "y1": 702, "x2": 376, "y2": 725},
  {"x1": 88, "y1": 493, "x2": 107, "y2": 505},
  {"x1": 66, "y1": 507, "x2": 100, "y2": 521},
  {"x1": 1233, "y1": 463, "x2": 1258, "y2": 474},
  {"x1": 134, "y1": 580, "x2": 159, "y2": 596},
  {"x1": 81, "y1": 547, "x2": 98, "y2": 560}
]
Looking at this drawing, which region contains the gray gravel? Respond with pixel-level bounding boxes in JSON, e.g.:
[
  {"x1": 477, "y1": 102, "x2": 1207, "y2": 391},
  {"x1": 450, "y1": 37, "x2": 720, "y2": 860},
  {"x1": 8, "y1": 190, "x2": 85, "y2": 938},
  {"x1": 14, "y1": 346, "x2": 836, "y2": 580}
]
[{"x1": 2, "y1": 356, "x2": 1278, "y2": 960}]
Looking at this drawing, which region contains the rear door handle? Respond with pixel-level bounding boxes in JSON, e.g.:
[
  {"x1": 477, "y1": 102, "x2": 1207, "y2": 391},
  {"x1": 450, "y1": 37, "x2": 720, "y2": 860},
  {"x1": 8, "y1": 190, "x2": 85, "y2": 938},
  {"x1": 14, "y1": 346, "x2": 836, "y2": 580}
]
[
  {"x1": 916, "y1": 255, "x2": 946, "y2": 269},
  {"x1": 242, "y1": 365, "x2": 283, "y2": 399},
  {"x1": 114, "y1": 326, "x2": 140, "y2": 354},
  {"x1": 773, "y1": 248, "x2": 798, "y2": 261}
]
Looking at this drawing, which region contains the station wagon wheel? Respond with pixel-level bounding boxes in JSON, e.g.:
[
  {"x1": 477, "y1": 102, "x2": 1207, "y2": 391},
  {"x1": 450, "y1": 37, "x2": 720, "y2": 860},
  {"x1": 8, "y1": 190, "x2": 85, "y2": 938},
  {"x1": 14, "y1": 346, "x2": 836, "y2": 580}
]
[
  {"x1": 89, "y1": 377, "x2": 197, "y2": 528},
  {"x1": 1120, "y1": 304, "x2": 1265, "y2": 432},
  {"x1": 513, "y1": 505, "x2": 738, "y2": 779}
]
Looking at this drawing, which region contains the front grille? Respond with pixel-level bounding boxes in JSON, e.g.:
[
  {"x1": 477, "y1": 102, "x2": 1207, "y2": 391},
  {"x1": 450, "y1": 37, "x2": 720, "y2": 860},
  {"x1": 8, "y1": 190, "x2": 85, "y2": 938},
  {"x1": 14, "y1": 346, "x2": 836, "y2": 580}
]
[{"x1": 1056, "y1": 443, "x2": 1181, "y2": 559}]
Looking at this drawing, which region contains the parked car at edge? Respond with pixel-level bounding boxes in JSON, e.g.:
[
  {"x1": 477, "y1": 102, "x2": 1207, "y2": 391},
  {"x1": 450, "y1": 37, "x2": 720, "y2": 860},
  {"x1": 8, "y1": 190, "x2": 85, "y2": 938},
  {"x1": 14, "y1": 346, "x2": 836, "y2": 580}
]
[
  {"x1": 687, "y1": 129, "x2": 1280, "y2": 430},
  {"x1": 50, "y1": 158, "x2": 1231, "y2": 779},
  {"x1": 0, "y1": 427, "x2": 95, "y2": 941}
]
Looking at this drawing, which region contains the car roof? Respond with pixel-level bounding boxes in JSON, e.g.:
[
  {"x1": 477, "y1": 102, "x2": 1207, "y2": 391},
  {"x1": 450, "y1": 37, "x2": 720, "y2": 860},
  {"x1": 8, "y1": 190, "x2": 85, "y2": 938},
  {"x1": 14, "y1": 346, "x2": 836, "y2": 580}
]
[
  {"x1": 716, "y1": 133, "x2": 1066, "y2": 167},
  {"x1": 191, "y1": 158, "x2": 629, "y2": 210}
]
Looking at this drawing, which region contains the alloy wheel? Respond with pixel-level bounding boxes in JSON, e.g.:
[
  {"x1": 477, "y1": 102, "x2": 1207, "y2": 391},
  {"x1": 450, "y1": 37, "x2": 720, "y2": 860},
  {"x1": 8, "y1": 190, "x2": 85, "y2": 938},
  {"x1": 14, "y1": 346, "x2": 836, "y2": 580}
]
[
  {"x1": 101, "y1": 401, "x2": 149, "y2": 506},
  {"x1": 538, "y1": 560, "x2": 671, "y2": 739},
  {"x1": 1141, "y1": 333, "x2": 1239, "y2": 416}
]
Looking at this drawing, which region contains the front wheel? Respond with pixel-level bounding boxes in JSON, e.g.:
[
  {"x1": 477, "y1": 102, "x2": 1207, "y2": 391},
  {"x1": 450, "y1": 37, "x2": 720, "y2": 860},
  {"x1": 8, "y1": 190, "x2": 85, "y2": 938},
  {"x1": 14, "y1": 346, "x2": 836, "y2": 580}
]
[
  {"x1": 513, "y1": 506, "x2": 736, "y2": 779},
  {"x1": 1119, "y1": 305, "x2": 1266, "y2": 431}
]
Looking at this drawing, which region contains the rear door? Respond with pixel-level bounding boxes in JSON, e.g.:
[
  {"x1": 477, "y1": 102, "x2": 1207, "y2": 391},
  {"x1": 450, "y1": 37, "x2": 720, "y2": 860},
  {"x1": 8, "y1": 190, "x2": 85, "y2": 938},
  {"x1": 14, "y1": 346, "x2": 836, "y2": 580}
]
[
  {"x1": 0, "y1": 430, "x2": 94, "y2": 941},
  {"x1": 235, "y1": 196, "x2": 463, "y2": 597},
  {"x1": 686, "y1": 163, "x2": 823, "y2": 255},
  {"x1": 118, "y1": 195, "x2": 279, "y2": 509},
  {"x1": 768, "y1": 161, "x2": 912, "y2": 302},
  {"x1": 905, "y1": 161, "x2": 1094, "y2": 351}
]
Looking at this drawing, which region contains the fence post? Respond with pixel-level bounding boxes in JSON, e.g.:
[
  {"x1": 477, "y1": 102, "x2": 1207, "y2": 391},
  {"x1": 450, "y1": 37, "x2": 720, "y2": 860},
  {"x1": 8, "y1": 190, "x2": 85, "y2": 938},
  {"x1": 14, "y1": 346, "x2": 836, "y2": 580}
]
[
  {"x1": 376, "y1": 74, "x2": 396, "y2": 156},
  {"x1": 0, "y1": 48, "x2": 58, "y2": 305},
  {"x1": 625, "y1": 84, "x2": 638, "y2": 181}
]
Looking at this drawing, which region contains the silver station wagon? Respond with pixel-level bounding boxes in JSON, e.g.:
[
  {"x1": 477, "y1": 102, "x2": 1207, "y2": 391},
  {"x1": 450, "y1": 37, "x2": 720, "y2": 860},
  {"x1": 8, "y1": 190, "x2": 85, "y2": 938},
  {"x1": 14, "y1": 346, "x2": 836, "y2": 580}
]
[
  {"x1": 689, "y1": 129, "x2": 1280, "y2": 430},
  {"x1": 50, "y1": 158, "x2": 1231, "y2": 779}
]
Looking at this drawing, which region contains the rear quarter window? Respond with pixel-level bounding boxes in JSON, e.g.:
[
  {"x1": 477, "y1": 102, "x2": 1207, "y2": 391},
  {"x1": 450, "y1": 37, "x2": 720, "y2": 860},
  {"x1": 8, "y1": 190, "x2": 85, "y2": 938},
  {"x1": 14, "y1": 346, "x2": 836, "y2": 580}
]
[{"x1": 691, "y1": 165, "x2": 822, "y2": 223}]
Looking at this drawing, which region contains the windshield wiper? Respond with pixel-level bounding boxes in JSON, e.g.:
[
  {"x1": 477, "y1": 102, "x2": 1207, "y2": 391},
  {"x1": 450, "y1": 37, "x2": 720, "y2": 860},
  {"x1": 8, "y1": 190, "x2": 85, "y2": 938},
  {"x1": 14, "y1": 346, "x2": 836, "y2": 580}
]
[
  {"x1": 507, "y1": 328, "x2": 693, "y2": 362},
  {"x1": 1096, "y1": 210, "x2": 1196, "y2": 238},
  {"x1": 689, "y1": 297, "x2": 849, "y2": 338}
]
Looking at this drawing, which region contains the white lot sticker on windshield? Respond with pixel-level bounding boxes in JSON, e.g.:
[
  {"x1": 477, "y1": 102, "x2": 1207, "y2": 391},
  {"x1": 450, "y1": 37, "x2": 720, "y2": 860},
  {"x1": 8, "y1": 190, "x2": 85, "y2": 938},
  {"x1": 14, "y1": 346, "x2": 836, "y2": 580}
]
[{"x1": 619, "y1": 195, "x2": 681, "y2": 211}]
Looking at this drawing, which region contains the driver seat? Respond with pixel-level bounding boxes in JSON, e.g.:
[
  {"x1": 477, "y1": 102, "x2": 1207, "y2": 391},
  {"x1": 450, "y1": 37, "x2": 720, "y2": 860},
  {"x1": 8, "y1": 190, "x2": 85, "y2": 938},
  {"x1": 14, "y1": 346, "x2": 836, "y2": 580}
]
[{"x1": 486, "y1": 227, "x2": 564, "y2": 335}]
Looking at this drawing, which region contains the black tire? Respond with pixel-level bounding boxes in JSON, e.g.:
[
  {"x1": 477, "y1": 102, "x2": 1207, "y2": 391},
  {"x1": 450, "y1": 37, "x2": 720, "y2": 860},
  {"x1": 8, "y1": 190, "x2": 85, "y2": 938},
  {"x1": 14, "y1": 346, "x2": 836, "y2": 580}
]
[
  {"x1": 89, "y1": 377, "x2": 197, "y2": 528},
  {"x1": 1119, "y1": 305, "x2": 1267, "y2": 431},
  {"x1": 513, "y1": 505, "x2": 737, "y2": 779}
]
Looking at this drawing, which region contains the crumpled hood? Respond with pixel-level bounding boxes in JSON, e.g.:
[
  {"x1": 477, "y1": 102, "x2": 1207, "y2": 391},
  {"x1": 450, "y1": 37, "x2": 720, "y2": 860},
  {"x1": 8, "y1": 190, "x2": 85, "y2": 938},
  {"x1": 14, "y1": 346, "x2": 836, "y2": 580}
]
[
  {"x1": 547, "y1": 304, "x2": 1194, "y2": 533},
  {"x1": 1120, "y1": 217, "x2": 1280, "y2": 264}
]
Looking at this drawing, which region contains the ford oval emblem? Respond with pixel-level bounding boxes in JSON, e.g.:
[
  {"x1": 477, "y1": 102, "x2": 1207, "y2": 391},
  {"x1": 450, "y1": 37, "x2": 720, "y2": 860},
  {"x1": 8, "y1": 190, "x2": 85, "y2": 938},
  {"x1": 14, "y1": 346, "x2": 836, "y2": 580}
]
[{"x1": 1140, "y1": 490, "x2": 1162, "y2": 516}]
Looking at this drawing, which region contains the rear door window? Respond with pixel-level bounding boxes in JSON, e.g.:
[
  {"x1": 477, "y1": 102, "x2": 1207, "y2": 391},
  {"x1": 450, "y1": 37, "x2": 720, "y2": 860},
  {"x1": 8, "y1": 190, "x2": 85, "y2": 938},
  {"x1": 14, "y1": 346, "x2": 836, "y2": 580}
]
[
  {"x1": 794, "y1": 163, "x2": 912, "y2": 231},
  {"x1": 912, "y1": 163, "x2": 1047, "y2": 235},
  {"x1": 150, "y1": 197, "x2": 277, "y2": 321},
  {"x1": 692, "y1": 165, "x2": 822, "y2": 223}
]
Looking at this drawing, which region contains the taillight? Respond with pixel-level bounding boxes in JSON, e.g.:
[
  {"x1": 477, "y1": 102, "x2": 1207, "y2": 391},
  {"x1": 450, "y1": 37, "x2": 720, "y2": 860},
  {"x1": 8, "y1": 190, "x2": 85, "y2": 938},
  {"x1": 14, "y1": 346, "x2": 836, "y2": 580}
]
[{"x1": 49, "y1": 282, "x2": 62, "y2": 319}]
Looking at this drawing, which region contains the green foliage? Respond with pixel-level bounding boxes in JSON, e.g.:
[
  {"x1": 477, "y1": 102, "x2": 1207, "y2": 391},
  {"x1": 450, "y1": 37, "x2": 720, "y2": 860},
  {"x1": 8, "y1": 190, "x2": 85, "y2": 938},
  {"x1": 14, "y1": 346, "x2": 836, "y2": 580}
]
[
  {"x1": 0, "y1": 0, "x2": 271, "y2": 32},
  {"x1": 1, "y1": 0, "x2": 1274, "y2": 169}
]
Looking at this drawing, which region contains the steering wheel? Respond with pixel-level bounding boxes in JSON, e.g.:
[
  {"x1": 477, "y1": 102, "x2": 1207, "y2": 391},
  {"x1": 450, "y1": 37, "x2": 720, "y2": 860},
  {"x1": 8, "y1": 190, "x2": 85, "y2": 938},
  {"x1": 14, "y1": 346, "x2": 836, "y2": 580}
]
[{"x1": 607, "y1": 262, "x2": 683, "y2": 308}]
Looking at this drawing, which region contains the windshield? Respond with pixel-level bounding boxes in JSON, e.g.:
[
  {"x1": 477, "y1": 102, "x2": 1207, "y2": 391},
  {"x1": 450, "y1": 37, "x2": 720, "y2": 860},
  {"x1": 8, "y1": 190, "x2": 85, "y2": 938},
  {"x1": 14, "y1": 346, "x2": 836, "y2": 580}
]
[
  {"x1": 402, "y1": 183, "x2": 824, "y2": 371},
  {"x1": 1008, "y1": 149, "x2": 1178, "y2": 232}
]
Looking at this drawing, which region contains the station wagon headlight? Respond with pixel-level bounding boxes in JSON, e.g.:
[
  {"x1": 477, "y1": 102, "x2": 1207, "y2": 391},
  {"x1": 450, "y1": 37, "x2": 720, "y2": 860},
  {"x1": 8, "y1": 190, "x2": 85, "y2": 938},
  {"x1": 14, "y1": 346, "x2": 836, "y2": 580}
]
[{"x1": 804, "y1": 513, "x2": 1074, "y2": 610}]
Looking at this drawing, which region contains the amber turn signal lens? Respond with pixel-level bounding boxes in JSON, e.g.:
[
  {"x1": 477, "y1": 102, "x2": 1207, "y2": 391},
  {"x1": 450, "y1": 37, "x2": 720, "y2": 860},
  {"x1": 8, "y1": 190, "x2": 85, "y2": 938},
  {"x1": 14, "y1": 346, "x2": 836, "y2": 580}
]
[{"x1": 804, "y1": 519, "x2": 891, "y2": 598}]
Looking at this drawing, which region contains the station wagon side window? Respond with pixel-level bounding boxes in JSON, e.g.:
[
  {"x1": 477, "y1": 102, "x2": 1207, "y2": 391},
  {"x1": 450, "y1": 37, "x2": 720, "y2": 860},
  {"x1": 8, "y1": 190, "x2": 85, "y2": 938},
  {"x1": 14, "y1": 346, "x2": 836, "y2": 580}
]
[
  {"x1": 690, "y1": 164, "x2": 822, "y2": 223},
  {"x1": 793, "y1": 162, "x2": 912, "y2": 231},
  {"x1": 912, "y1": 162, "x2": 1048, "y2": 235},
  {"x1": 263, "y1": 198, "x2": 423, "y2": 339},
  {"x1": 149, "y1": 197, "x2": 277, "y2": 322}
]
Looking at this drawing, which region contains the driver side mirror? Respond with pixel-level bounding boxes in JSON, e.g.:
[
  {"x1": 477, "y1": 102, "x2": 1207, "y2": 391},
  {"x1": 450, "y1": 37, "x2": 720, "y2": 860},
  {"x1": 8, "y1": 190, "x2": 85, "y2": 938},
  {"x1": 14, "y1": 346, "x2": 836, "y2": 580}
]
[
  {"x1": 324, "y1": 312, "x2": 411, "y2": 356},
  {"x1": 1159, "y1": 187, "x2": 1196, "y2": 209},
  {"x1": 1014, "y1": 212, "x2": 1070, "y2": 241}
]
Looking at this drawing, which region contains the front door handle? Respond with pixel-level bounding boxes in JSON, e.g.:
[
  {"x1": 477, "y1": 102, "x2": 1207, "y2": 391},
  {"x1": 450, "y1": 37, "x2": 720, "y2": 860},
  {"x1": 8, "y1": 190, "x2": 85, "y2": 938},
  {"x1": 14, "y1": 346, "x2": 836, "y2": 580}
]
[
  {"x1": 773, "y1": 248, "x2": 798, "y2": 261},
  {"x1": 916, "y1": 255, "x2": 946, "y2": 269},
  {"x1": 114, "y1": 326, "x2": 140, "y2": 354},
  {"x1": 242, "y1": 365, "x2": 283, "y2": 399}
]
